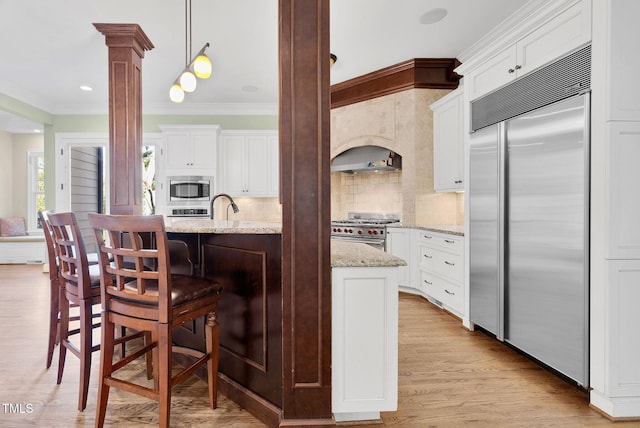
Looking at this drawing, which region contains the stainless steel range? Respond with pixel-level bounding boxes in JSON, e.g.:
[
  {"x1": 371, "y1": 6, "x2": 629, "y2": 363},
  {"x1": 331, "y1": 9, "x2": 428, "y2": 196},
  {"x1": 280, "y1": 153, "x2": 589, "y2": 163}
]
[{"x1": 331, "y1": 212, "x2": 401, "y2": 250}]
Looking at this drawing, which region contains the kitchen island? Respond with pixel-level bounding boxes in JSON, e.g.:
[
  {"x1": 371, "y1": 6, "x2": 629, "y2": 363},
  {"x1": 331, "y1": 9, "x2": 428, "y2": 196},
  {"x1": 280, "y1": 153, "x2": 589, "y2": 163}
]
[{"x1": 164, "y1": 218, "x2": 405, "y2": 424}]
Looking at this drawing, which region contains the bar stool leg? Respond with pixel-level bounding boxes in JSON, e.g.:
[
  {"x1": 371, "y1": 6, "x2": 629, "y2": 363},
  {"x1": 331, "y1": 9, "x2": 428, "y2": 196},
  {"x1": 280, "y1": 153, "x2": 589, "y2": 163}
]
[
  {"x1": 57, "y1": 291, "x2": 70, "y2": 385},
  {"x1": 205, "y1": 311, "x2": 219, "y2": 409},
  {"x1": 95, "y1": 311, "x2": 114, "y2": 428},
  {"x1": 158, "y1": 324, "x2": 172, "y2": 428},
  {"x1": 78, "y1": 299, "x2": 93, "y2": 411},
  {"x1": 46, "y1": 279, "x2": 60, "y2": 369}
]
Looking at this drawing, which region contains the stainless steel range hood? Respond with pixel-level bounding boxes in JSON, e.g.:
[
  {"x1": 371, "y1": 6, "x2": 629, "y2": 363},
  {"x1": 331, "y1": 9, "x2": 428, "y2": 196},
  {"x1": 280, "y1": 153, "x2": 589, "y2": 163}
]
[{"x1": 330, "y1": 145, "x2": 402, "y2": 174}]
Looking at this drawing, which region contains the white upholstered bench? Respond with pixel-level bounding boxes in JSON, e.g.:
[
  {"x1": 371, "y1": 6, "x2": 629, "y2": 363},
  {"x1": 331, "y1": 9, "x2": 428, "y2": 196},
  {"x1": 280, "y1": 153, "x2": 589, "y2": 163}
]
[
  {"x1": 0, "y1": 235, "x2": 46, "y2": 264},
  {"x1": 0, "y1": 216, "x2": 46, "y2": 264}
]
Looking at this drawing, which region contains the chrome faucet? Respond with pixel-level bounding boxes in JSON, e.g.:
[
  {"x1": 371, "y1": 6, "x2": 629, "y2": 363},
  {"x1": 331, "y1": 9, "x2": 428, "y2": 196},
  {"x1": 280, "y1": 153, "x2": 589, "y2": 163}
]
[{"x1": 210, "y1": 193, "x2": 239, "y2": 220}]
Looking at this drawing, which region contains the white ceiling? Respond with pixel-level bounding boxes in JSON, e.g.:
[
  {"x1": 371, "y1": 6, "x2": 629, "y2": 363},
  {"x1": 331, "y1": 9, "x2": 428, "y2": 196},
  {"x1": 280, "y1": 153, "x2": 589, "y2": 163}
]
[{"x1": 0, "y1": 0, "x2": 531, "y2": 133}]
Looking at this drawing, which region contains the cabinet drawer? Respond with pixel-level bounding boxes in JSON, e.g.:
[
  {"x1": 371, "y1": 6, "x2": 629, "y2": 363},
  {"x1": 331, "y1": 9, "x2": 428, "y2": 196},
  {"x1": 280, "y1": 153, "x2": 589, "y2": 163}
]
[
  {"x1": 419, "y1": 245, "x2": 463, "y2": 283},
  {"x1": 420, "y1": 270, "x2": 463, "y2": 314},
  {"x1": 418, "y1": 231, "x2": 463, "y2": 253}
]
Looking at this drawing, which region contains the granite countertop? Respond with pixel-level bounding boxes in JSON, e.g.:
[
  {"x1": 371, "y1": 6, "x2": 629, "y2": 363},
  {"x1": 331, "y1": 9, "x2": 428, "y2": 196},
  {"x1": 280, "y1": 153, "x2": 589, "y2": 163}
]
[
  {"x1": 387, "y1": 223, "x2": 464, "y2": 236},
  {"x1": 164, "y1": 217, "x2": 282, "y2": 234},
  {"x1": 331, "y1": 240, "x2": 406, "y2": 268}
]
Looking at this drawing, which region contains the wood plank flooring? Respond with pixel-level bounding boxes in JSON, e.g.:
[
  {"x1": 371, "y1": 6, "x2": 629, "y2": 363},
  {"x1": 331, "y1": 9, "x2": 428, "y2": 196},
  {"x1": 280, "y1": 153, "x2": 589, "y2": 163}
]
[{"x1": 0, "y1": 264, "x2": 637, "y2": 427}]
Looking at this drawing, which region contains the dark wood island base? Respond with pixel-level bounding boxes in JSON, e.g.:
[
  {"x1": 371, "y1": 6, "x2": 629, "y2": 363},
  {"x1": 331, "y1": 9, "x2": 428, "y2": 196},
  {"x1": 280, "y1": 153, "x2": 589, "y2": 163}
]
[{"x1": 168, "y1": 232, "x2": 283, "y2": 427}]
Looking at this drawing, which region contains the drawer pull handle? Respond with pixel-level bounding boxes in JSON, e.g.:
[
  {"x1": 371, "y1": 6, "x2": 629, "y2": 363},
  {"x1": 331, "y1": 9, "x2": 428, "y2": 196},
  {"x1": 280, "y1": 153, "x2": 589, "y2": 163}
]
[
  {"x1": 445, "y1": 289, "x2": 455, "y2": 295},
  {"x1": 423, "y1": 235, "x2": 433, "y2": 239},
  {"x1": 423, "y1": 279, "x2": 432, "y2": 285},
  {"x1": 444, "y1": 239, "x2": 455, "y2": 244},
  {"x1": 445, "y1": 261, "x2": 455, "y2": 266},
  {"x1": 423, "y1": 254, "x2": 433, "y2": 259}
]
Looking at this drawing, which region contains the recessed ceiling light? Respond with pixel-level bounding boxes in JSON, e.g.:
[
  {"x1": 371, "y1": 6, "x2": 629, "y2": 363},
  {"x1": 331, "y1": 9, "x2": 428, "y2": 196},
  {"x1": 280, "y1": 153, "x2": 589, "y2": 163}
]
[
  {"x1": 80, "y1": 85, "x2": 93, "y2": 92},
  {"x1": 419, "y1": 8, "x2": 447, "y2": 25},
  {"x1": 242, "y1": 85, "x2": 259, "y2": 93},
  {"x1": 33, "y1": 129, "x2": 42, "y2": 133}
]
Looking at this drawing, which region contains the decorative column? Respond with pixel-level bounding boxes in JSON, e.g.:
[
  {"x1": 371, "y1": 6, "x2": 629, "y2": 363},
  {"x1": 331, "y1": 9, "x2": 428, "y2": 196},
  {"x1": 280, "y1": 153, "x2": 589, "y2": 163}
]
[
  {"x1": 279, "y1": 0, "x2": 334, "y2": 425},
  {"x1": 94, "y1": 24, "x2": 154, "y2": 215}
]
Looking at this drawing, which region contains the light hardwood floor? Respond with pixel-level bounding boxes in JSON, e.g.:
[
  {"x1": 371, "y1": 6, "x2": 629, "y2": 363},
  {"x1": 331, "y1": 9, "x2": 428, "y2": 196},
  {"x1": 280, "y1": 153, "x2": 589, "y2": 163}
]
[{"x1": 0, "y1": 264, "x2": 637, "y2": 427}]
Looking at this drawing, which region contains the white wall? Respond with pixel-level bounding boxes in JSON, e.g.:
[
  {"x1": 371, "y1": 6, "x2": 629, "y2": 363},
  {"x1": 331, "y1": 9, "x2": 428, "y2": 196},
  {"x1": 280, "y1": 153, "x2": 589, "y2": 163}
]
[{"x1": 0, "y1": 131, "x2": 13, "y2": 217}]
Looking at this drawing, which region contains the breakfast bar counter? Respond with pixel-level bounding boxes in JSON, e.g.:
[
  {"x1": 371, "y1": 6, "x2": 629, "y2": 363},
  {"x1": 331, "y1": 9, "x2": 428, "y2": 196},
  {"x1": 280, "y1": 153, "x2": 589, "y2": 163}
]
[{"x1": 164, "y1": 218, "x2": 404, "y2": 424}]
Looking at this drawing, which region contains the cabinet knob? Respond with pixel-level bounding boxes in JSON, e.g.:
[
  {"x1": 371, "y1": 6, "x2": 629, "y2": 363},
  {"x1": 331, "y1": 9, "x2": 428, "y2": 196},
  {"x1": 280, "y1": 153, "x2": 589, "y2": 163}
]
[
  {"x1": 508, "y1": 68, "x2": 515, "y2": 73},
  {"x1": 515, "y1": 64, "x2": 522, "y2": 70},
  {"x1": 454, "y1": 180, "x2": 463, "y2": 184}
]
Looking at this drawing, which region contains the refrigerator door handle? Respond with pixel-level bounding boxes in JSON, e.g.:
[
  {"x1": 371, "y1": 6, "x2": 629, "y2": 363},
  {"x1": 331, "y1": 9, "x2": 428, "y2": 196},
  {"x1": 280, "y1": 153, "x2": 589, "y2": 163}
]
[{"x1": 497, "y1": 121, "x2": 506, "y2": 342}]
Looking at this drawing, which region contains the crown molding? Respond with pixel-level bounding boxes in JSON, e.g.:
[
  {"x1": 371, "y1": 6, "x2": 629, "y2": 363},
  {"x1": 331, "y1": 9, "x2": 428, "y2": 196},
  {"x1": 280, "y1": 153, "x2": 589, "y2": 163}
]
[{"x1": 330, "y1": 58, "x2": 461, "y2": 109}]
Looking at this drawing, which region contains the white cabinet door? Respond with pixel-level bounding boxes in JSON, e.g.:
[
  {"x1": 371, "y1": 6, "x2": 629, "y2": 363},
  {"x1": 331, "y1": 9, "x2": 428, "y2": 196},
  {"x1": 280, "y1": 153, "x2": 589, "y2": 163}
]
[
  {"x1": 385, "y1": 228, "x2": 412, "y2": 287},
  {"x1": 432, "y1": 89, "x2": 464, "y2": 192},
  {"x1": 332, "y1": 266, "x2": 398, "y2": 419},
  {"x1": 220, "y1": 135, "x2": 246, "y2": 195},
  {"x1": 607, "y1": 260, "x2": 640, "y2": 397},
  {"x1": 219, "y1": 131, "x2": 279, "y2": 197},
  {"x1": 267, "y1": 135, "x2": 279, "y2": 196},
  {"x1": 246, "y1": 135, "x2": 272, "y2": 196},
  {"x1": 164, "y1": 131, "x2": 193, "y2": 170},
  {"x1": 606, "y1": 0, "x2": 640, "y2": 121},
  {"x1": 162, "y1": 126, "x2": 219, "y2": 174},
  {"x1": 607, "y1": 122, "x2": 640, "y2": 259},
  {"x1": 466, "y1": 0, "x2": 591, "y2": 101},
  {"x1": 190, "y1": 129, "x2": 218, "y2": 170},
  {"x1": 467, "y1": 46, "x2": 517, "y2": 101},
  {"x1": 516, "y1": 0, "x2": 591, "y2": 77}
]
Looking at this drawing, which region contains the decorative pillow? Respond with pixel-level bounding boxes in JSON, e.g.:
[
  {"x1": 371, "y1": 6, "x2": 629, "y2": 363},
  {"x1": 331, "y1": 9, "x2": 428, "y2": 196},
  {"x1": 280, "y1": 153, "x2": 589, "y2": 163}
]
[{"x1": 0, "y1": 217, "x2": 27, "y2": 237}]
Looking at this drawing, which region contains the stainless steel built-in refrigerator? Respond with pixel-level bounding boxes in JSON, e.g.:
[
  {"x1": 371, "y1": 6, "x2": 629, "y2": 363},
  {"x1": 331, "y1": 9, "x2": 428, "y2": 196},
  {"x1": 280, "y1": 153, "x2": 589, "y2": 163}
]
[{"x1": 469, "y1": 46, "x2": 590, "y2": 387}]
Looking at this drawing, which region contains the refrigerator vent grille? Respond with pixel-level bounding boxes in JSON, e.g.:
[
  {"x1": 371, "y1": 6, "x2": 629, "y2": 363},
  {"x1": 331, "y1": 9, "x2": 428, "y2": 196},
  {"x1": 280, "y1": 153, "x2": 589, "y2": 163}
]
[{"x1": 471, "y1": 45, "x2": 591, "y2": 132}]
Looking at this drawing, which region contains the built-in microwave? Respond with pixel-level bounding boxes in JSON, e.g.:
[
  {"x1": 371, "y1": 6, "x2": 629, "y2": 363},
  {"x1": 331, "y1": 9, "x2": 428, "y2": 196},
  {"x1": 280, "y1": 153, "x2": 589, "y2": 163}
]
[{"x1": 167, "y1": 176, "x2": 213, "y2": 203}]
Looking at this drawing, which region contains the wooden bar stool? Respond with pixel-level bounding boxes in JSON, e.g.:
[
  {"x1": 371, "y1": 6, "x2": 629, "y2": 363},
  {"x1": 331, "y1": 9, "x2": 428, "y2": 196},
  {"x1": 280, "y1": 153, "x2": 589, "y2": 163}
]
[
  {"x1": 41, "y1": 210, "x2": 105, "y2": 370},
  {"x1": 88, "y1": 213, "x2": 222, "y2": 428},
  {"x1": 40, "y1": 210, "x2": 62, "y2": 370},
  {"x1": 48, "y1": 211, "x2": 144, "y2": 411}
]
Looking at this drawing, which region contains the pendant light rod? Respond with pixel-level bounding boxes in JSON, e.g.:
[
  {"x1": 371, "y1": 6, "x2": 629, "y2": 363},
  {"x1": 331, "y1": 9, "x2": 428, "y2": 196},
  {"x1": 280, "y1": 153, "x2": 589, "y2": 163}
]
[{"x1": 170, "y1": 0, "x2": 213, "y2": 102}]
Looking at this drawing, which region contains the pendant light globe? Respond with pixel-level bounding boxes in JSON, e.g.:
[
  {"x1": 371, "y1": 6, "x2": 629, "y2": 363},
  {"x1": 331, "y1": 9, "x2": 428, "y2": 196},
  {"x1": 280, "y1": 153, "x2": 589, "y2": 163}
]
[
  {"x1": 169, "y1": 84, "x2": 185, "y2": 103},
  {"x1": 179, "y1": 70, "x2": 197, "y2": 92},
  {"x1": 194, "y1": 54, "x2": 212, "y2": 79}
]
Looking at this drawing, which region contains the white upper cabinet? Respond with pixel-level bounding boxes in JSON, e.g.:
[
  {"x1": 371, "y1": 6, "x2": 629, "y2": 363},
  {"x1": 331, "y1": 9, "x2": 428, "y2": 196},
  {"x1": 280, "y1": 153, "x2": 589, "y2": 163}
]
[
  {"x1": 606, "y1": 0, "x2": 640, "y2": 121},
  {"x1": 161, "y1": 125, "x2": 220, "y2": 174},
  {"x1": 431, "y1": 88, "x2": 464, "y2": 192},
  {"x1": 218, "y1": 130, "x2": 279, "y2": 197},
  {"x1": 466, "y1": 0, "x2": 591, "y2": 101},
  {"x1": 467, "y1": 46, "x2": 517, "y2": 102}
]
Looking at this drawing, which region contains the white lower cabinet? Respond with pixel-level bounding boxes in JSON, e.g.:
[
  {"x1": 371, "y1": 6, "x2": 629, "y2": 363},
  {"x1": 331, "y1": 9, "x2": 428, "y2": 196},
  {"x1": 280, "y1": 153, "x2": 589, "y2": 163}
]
[
  {"x1": 386, "y1": 227, "x2": 465, "y2": 318},
  {"x1": 332, "y1": 266, "x2": 398, "y2": 422},
  {"x1": 606, "y1": 260, "x2": 640, "y2": 398},
  {"x1": 418, "y1": 231, "x2": 464, "y2": 316},
  {"x1": 385, "y1": 227, "x2": 414, "y2": 287}
]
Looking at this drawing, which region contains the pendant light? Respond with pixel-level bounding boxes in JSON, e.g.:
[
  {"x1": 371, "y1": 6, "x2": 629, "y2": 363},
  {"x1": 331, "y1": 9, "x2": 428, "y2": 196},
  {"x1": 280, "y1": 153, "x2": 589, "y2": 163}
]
[{"x1": 169, "y1": 0, "x2": 212, "y2": 102}]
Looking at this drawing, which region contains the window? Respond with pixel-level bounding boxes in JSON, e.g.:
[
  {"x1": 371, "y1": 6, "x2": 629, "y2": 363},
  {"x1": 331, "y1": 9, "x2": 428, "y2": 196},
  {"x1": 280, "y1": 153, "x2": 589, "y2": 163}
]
[
  {"x1": 28, "y1": 151, "x2": 45, "y2": 231},
  {"x1": 142, "y1": 145, "x2": 156, "y2": 215}
]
